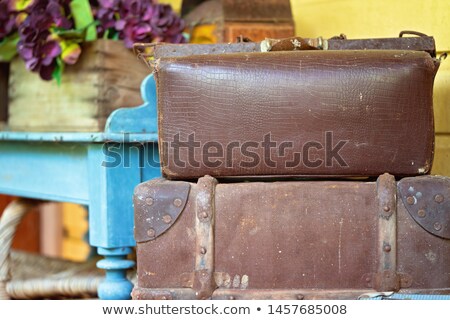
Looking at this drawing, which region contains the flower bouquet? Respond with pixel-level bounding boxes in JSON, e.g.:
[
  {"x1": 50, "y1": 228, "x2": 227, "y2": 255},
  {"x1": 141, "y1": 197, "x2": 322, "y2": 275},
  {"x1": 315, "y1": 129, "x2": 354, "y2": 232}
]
[
  {"x1": 1, "y1": 0, "x2": 185, "y2": 132},
  {"x1": 0, "y1": 0, "x2": 185, "y2": 81}
]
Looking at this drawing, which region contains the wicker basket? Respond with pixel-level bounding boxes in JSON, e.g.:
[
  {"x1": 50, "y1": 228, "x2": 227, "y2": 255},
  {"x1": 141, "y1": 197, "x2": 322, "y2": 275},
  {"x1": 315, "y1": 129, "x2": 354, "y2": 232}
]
[{"x1": 0, "y1": 199, "x2": 102, "y2": 299}]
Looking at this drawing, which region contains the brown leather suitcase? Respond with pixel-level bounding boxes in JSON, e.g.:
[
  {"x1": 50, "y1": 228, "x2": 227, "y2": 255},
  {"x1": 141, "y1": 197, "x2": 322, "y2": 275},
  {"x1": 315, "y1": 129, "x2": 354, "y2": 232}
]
[
  {"x1": 151, "y1": 48, "x2": 439, "y2": 179},
  {"x1": 132, "y1": 174, "x2": 450, "y2": 300}
]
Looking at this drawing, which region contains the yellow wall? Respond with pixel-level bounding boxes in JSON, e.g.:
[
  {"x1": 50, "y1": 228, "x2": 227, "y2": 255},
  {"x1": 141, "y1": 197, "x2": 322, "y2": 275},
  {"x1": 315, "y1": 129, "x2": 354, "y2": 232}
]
[
  {"x1": 162, "y1": 0, "x2": 450, "y2": 51},
  {"x1": 159, "y1": 0, "x2": 182, "y2": 14},
  {"x1": 291, "y1": 0, "x2": 450, "y2": 52}
]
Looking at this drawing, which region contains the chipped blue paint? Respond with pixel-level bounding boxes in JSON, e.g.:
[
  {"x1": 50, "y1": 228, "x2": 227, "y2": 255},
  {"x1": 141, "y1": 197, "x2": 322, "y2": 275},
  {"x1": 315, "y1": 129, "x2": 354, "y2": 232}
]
[
  {"x1": 97, "y1": 248, "x2": 135, "y2": 300},
  {"x1": 105, "y1": 74, "x2": 157, "y2": 134},
  {"x1": 0, "y1": 74, "x2": 160, "y2": 299},
  {"x1": 361, "y1": 293, "x2": 450, "y2": 300},
  {"x1": 0, "y1": 131, "x2": 157, "y2": 143}
]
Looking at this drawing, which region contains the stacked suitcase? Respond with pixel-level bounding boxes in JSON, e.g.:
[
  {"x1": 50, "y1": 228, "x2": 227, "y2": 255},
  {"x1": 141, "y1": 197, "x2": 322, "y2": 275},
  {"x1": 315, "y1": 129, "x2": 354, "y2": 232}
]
[{"x1": 132, "y1": 33, "x2": 450, "y2": 300}]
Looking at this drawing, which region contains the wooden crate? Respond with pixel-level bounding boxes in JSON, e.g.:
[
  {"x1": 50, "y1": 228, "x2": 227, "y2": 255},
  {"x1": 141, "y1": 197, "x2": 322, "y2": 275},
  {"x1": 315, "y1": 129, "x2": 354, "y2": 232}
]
[
  {"x1": 222, "y1": 0, "x2": 294, "y2": 42},
  {"x1": 223, "y1": 22, "x2": 295, "y2": 43},
  {"x1": 8, "y1": 40, "x2": 148, "y2": 132},
  {"x1": 0, "y1": 62, "x2": 8, "y2": 130}
]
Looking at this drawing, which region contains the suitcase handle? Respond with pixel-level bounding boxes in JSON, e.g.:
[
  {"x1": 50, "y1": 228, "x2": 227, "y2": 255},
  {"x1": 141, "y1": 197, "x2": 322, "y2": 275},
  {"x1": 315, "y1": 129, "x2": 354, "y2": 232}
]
[
  {"x1": 399, "y1": 30, "x2": 429, "y2": 38},
  {"x1": 133, "y1": 43, "x2": 158, "y2": 70},
  {"x1": 133, "y1": 31, "x2": 437, "y2": 68}
]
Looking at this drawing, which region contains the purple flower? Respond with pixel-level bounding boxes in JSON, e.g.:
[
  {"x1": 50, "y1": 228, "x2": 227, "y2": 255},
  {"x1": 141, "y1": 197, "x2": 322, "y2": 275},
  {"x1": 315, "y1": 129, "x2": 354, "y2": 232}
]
[
  {"x1": 95, "y1": 0, "x2": 185, "y2": 48},
  {"x1": 47, "y1": 0, "x2": 72, "y2": 29},
  {"x1": 150, "y1": 4, "x2": 185, "y2": 43},
  {"x1": 18, "y1": 32, "x2": 61, "y2": 80},
  {"x1": 0, "y1": 0, "x2": 18, "y2": 39},
  {"x1": 16, "y1": 0, "x2": 73, "y2": 80},
  {"x1": 95, "y1": 0, "x2": 120, "y2": 31}
]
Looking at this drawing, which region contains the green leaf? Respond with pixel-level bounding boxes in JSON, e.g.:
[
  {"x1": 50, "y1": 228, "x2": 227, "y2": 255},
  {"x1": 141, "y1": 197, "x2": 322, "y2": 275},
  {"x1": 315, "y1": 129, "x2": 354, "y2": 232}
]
[
  {"x1": 52, "y1": 57, "x2": 64, "y2": 86},
  {"x1": 70, "y1": 0, "x2": 97, "y2": 41},
  {"x1": 52, "y1": 28, "x2": 85, "y2": 41},
  {"x1": 103, "y1": 28, "x2": 119, "y2": 40},
  {"x1": 103, "y1": 28, "x2": 110, "y2": 39},
  {"x1": 12, "y1": 0, "x2": 34, "y2": 11},
  {"x1": 0, "y1": 33, "x2": 20, "y2": 62},
  {"x1": 112, "y1": 32, "x2": 119, "y2": 40}
]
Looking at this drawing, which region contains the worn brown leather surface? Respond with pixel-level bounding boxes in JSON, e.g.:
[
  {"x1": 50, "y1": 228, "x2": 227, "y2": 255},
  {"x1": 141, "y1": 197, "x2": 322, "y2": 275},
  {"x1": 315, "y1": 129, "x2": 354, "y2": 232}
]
[
  {"x1": 133, "y1": 175, "x2": 450, "y2": 299},
  {"x1": 156, "y1": 50, "x2": 437, "y2": 179}
]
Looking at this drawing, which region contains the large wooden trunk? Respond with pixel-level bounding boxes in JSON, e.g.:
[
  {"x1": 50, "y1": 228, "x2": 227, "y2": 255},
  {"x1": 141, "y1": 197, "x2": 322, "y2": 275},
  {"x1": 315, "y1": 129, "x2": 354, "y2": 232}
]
[
  {"x1": 8, "y1": 40, "x2": 147, "y2": 132},
  {"x1": 184, "y1": 0, "x2": 295, "y2": 43},
  {"x1": 221, "y1": 0, "x2": 295, "y2": 42},
  {"x1": 132, "y1": 174, "x2": 450, "y2": 300}
]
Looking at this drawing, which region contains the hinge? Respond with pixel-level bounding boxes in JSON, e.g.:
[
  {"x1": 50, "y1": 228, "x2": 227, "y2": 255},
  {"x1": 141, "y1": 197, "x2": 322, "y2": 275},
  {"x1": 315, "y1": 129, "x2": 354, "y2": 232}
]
[
  {"x1": 398, "y1": 176, "x2": 450, "y2": 239},
  {"x1": 134, "y1": 178, "x2": 190, "y2": 243}
]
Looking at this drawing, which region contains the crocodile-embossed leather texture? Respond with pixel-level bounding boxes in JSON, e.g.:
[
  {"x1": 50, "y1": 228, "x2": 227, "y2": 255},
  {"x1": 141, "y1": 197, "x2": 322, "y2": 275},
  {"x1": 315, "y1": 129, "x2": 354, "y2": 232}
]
[{"x1": 156, "y1": 50, "x2": 437, "y2": 179}]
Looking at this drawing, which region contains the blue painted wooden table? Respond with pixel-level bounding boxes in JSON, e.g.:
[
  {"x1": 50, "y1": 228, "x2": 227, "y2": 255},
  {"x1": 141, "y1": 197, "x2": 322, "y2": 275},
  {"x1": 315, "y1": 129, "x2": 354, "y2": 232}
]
[{"x1": 0, "y1": 75, "x2": 160, "y2": 299}]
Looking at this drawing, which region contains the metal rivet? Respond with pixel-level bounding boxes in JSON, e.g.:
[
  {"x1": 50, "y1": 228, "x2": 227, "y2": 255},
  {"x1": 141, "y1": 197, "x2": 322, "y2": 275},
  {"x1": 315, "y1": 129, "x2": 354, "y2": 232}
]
[
  {"x1": 434, "y1": 222, "x2": 442, "y2": 231},
  {"x1": 383, "y1": 206, "x2": 390, "y2": 212},
  {"x1": 162, "y1": 214, "x2": 172, "y2": 224},
  {"x1": 296, "y1": 294, "x2": 304, "y2": 300},
  {"x1": 417, "y1": 209, "x2": 426, "y2": 218},
  {"x1": 365, "y1": 277, "x2": 371, "y2": 283},
  {"x1": 147, "y1": 228, "x2": 156, "y2": 237},
  {"x1": 200, "y1": 247, "x2": 207, "y2": 255},
  {"x1": 434, "y1": 194, "x2": 444, "y2": 203},
  {"x1": 199, "y1": 211, "x2": 208, "y2": 219},
  {"x1": 384, "y1": 244, "x2": 391, "y2": 252},
  {"x1": 145, "y1": 197, "x2": 154, "y2": 205},
  {"x1": 406, "y1": 196, "x2": 415, "y2": 205},
  {"x1": 173, "y1": 198, "x2": 182, "y2": 207}
]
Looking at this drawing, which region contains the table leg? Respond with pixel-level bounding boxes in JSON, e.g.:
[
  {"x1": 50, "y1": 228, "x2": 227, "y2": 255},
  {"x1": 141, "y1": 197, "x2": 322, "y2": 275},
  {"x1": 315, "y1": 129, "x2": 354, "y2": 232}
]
[
  {"x1": 97, "y1": 247, "x2": 135, "y2": 300},
  {"x1": 87, "y1": 143, "x2": 142, "y2": 300}
]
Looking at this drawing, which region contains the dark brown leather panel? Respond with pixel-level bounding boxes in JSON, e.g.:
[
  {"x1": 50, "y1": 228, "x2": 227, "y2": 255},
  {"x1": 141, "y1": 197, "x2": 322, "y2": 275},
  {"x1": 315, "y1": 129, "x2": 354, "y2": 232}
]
[{"x1": 214, "y1": 181, "x2": 378, "y2": 289}]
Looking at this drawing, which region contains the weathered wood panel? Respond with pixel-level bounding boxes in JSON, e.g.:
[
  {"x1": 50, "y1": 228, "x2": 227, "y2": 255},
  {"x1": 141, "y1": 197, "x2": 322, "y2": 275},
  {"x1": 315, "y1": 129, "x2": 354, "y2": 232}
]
[
  {"x1": 0, "y1": 63, "x2": 8, "y2": 130},
  {"x1": 223, "y1": 22, "x2": 295, "y2": 42},
  {"x1": 8, "y1": 40, "x2": 148, "y2": 132}
]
